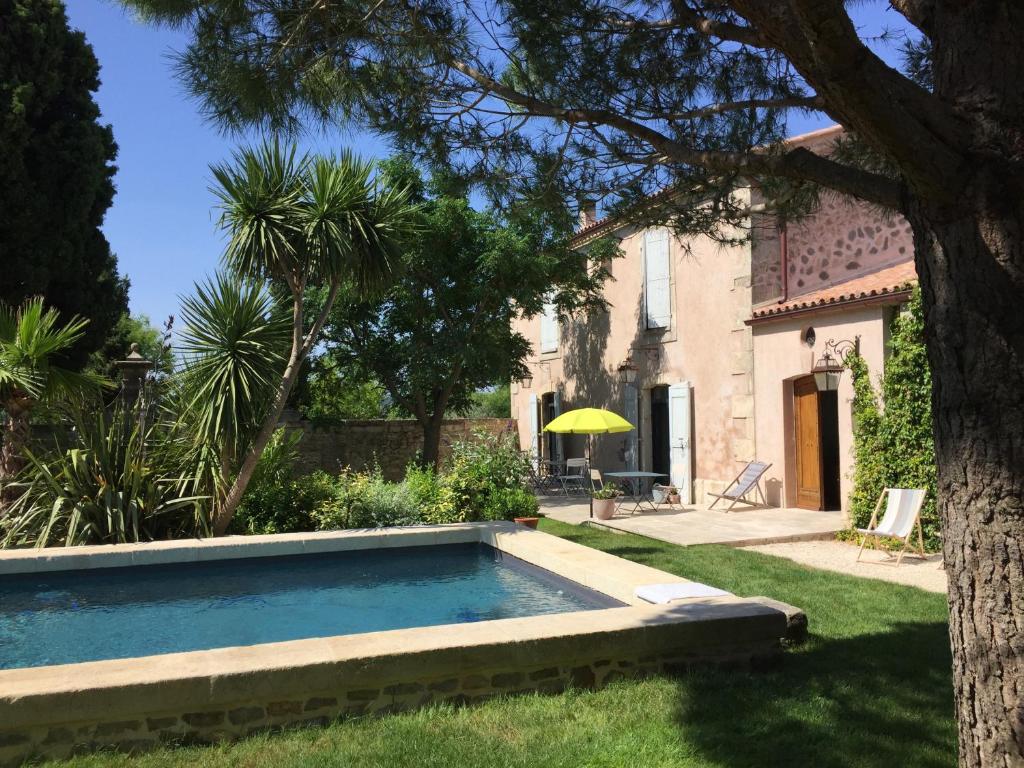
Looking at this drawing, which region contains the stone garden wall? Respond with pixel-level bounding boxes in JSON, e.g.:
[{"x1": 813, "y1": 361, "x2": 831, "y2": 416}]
[{"x1": 281, "y1": 414, "x2": 518, "y2": 479}]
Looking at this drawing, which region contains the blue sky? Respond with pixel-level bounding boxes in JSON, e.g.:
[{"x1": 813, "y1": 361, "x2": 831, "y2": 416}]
[{"x1": 67, "y1": 1, "x2": 911, "y2": 325}]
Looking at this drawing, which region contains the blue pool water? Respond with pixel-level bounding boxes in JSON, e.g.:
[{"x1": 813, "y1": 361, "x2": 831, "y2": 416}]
[{"x1": 0, "y1": 543, "x2": 621, "y2": 669}]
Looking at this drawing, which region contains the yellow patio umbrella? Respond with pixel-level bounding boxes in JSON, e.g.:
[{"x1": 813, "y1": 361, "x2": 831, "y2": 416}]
[{"x1": 543, "y1": 408, "x2": 635, "y2": 517}]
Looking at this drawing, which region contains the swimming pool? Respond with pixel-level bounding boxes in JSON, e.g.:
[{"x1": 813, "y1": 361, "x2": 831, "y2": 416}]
[
  {"x1": 0, "y1": 523, "x2": 801, "y2": 764},
  {"x1": 0, "y1": 542, "x2": 621, "y2": 669}
]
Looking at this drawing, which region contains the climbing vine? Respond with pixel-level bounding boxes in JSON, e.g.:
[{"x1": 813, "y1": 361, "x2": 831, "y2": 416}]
[{"x1": 847, "y1": 287, "x2": 939, "y2": 550}]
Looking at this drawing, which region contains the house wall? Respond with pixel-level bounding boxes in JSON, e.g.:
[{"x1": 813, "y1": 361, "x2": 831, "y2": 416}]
[
  {"x1": 750, "y1": 304, "x2": 893, "y2": 517},
  {"x1": 750, "y1": 127, "x2": 914, "y2": 307},
  {"x1": 511, "y1": 206, "x2": 755, "y2": 498}
]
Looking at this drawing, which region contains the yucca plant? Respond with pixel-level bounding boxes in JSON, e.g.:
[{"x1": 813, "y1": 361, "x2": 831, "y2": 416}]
[
  {"x1": 208, "y1": 139, "x2": 419, "y2": 534},
  {"x1": 173, "y1": 273, "x2": 290, "y2": 509},
  {"x1": 0, "y1": 407, "x2": 206, "y2": 548},
  {"x1": 0, "y1": 298, "x2": 103, "y2": 490}
]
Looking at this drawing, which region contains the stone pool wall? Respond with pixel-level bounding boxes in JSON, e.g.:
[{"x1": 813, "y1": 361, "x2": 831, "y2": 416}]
[
  {"x1": 0, "y1": 597, "x2": 796, "y2": 765},
  {"x1": 0, "y1": 524, "x2": 805, "y2": 766}
]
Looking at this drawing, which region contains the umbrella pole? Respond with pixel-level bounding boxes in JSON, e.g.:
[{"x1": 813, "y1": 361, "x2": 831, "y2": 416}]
[{"x1": 588, "y1": 434, "x2": 593, "y2": 518}]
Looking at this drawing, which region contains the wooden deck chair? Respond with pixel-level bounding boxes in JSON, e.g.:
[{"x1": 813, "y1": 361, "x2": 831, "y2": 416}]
[
  {"x1": 707, "y1": 461, "x2": 772, "y2": 512},
  {"x1": 857, "y1": 488, "x2": 928, "y2": 567}
]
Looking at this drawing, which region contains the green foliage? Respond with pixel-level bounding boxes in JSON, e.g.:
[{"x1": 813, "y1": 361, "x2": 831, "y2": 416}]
[
  {"x1": 86, "y1": 314, "x2": 175, "y2": 380},
  {"x1": 0, "y1": 406, "x2": 206, "y2": 548},
  {"x1": 592, "y1": 483, "x2": 622, "y2": 501},
  {"x1": 0, "y1": 297, "x2": 105, "y2": 483},
  {"x1": 481, "y1": 486, "x2": 538, "y2": 520},
  {"x1": 465, "y1": 384, "x2": 511, "y2": 418},
  {"x1": 848, "y1": 288, "x2": 939, "y2": 549},
  {"x1": 232, "y1": 470, "x2": 334, "y2": 536},
  {"x1": 232, "y1": 430, "x2": 534, "y2": 534},
  {"x1": 211, "y1": 141, "x2": 416, "y2": 295},
  {"x1": 315, "y1": 468, "x2": 422, "y2": 530},
  {"x1": 0, "y1": 0, "x2": 128, "y2": 366},
  {"x1": 294, "y1": 356, "x2": 388, "y2": 423},
  {"x1": 319, "y1": 159, "x2": 613, "y2": 465},
  {"x1": 176, "y1": 273, "x2": 291, "y2": 472},
  {"x1": 436, "y1": 431, "x2": 533, "y2": 522}
]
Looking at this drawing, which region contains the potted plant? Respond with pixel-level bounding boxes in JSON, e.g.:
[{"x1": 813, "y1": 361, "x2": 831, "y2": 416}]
[{"x1": 592, "y1": 484, "x2": 622, "y2": 520}]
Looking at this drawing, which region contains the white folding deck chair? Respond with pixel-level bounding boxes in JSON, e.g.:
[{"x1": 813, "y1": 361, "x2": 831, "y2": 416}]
[
  {"x1": 707, "y1": 461, "x2": 772, "y2": 512},
  {"x1": 857, "y1": 488, "x2": 928, "y2": 567}
]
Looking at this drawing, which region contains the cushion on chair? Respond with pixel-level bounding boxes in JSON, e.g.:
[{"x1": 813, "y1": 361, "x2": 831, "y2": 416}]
[{"x1": 634, "y1": 582, "x2": 732, "y2": 604}]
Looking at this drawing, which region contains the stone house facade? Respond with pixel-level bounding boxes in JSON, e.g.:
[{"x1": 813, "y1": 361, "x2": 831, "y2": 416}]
[{"x1": 510, "y1": 126, "x2": 917, "y2": 515}]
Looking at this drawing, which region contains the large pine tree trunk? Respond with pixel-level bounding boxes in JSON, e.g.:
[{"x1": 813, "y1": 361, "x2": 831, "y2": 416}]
[{"x1": 910, "y1": 198, "x2": 1024, "y2": 766}]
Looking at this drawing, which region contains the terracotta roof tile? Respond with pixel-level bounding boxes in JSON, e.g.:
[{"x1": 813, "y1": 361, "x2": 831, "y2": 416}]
[{"x1": 750, "y1": 260, "x2": 917, "y2": 321}]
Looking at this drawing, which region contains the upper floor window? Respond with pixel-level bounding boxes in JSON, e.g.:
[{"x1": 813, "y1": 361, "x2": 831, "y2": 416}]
[
  {"x1": 540, "y1": 298, "x2": 559, "y2": 353},
  {"x1": 644, "y1": 228, "x2": 671, "y2": 329}
]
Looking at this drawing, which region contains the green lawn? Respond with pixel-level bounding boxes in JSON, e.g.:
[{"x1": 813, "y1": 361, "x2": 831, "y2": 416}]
[{"x1": 65, "y1": 520, "x2": 956, "y2": 768}]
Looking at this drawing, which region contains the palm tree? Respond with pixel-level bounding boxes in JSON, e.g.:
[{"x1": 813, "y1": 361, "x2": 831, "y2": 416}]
[
  {"x1": 0, "y1": 298, "x2": 101, "y2": 491},
  {"x1": 174, "y1": 272, "x2": 291, "y2": 511},
  {"x1": 208, "y1": 141, "x2": 418, "y2": 534}
]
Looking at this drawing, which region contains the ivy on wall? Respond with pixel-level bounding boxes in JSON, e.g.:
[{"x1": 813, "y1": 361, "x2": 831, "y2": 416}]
[{"x1": 847, "y1": 287, "x2": 940, "y2": 550}]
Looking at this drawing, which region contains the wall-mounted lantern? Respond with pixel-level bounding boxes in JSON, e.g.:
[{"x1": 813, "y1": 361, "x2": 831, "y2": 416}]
[
  {"x1": 617, "y1": 357, "x2": 638, "y2": 385},
  {"x1": 811, "y1": 337, "x2": 860, "y2": 392},
  {"x1": 519, "y1": 372, "x2": 534, "y2": 389}
]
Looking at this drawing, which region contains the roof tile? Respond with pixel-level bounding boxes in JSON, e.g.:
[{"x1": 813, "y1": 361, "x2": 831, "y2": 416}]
[{"x1": 750, "y1": 260, "x2": 917, "y2": 320}]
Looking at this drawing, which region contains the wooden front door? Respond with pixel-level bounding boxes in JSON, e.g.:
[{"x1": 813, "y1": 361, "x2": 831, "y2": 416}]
[{"x1": 794, "y1": 377, "x2": 823, "y2": 510}]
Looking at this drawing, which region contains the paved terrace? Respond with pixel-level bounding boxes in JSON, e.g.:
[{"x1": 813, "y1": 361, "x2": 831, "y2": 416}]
[{"x1": 539, "y1": 497, "x2": 845, "y2": 547}]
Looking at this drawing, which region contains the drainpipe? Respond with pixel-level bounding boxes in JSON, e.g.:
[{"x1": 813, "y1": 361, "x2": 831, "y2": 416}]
[{"x1": 778, "y1": 219, "x2": 789, "y2": 304}]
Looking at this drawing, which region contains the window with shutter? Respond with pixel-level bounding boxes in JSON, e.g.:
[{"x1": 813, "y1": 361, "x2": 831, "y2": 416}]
[
  {"x1": 540, "y1": 299, "x2": 559, "y2": 352},
  {"x1": 644, "y1": 228, "x2": 671, "y2": 329}
]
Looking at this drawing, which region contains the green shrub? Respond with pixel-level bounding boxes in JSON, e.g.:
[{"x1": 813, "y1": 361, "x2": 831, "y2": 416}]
[
  {"x1": 313, "y1": 467, "x2": 421, "y2": 530},
  {"x1": 442, "y1": 430, "x2": 531, "y2": 520},
  {"x1": 232, "y1": 470, "x2": 335, "y2": 535},
  {"x1": 482, "y1": 486, "x2": 539, "y2": 521},
  {"x1": 1, "y1": 408, "x2": 207, "y2": 547},
  {"x1": 403, "y1": 464, "x2": 461, "y2": 524},
  {"x1": 848, "y1": 288, "x2": 939, "y2": 550}
]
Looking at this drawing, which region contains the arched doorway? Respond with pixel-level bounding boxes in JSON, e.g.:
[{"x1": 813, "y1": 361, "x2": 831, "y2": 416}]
[{"x1": 793, "y1": 376, "x2": 841, "y2": 510}]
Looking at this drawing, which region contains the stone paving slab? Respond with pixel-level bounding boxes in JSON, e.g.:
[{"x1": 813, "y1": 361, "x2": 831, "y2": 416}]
[
  {"x1": 744, "y1": 540, "x2": 948, "y2": 593},
  {"x1": 539, "y1": 497, "x2": 845, "y2": 547}
]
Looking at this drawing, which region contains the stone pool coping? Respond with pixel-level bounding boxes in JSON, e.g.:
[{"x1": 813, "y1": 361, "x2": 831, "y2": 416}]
[{"x1": 0, "y1": 523, "x2": 805, "y2": 763}]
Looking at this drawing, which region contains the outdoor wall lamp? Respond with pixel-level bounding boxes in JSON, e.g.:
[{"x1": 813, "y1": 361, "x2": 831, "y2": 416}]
[
  {"x1": 519, "y1": 372, "x2": 534, "y2": 389},
  {"x1": 811, "y1": 337, "x2": 860, "y2": 392},
  {"x1": 617, "y1": 357, "x2": 638, "y2": 385}
]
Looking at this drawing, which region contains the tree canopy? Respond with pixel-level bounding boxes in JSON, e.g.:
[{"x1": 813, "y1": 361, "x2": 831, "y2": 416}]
[
  {"x1": 0, "y1": 0, "x2": 128, "y2": 366},
  {"x1": 319, "y1": 158, "x2": 612, "y2": 465}
]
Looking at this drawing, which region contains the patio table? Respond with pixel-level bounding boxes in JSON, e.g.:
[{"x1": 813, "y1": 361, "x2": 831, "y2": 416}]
[{"x1": 603, "y1": 471, "x2": 668, "y2": 514}]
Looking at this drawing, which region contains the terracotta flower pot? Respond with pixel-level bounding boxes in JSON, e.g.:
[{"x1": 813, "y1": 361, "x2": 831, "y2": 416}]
[
  {"x1": 592, "y1": 498, "x2": 617, "y2": 520},
  {"x1": 668, "y1": 493, "x2": 681, "y2": 505},
  {"x1": 514, "y1": 517, "x2": 540, "y2": 529}
]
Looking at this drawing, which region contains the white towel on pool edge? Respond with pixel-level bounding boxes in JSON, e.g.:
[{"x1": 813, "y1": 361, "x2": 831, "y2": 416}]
[{"x1": 634, "y1": 582, "x2": 731, "y2": 604}]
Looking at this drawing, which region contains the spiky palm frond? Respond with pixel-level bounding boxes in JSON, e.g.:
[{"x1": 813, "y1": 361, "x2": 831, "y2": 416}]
[
  {"x1": 0, "y1": 297, "x2": 103, "y2": 405},
  {"x1": 0, "y1": 408, "x2": 207, "y2": 548},
  {"x1": 211, "y1": 138, "x2": 309, "y2": 285},
  {"x1": 211, "y1": 140, "x2": 420, "y2": 295},
  {"x1": 176, "y1": 273, "x2": 291, "y2": 469}
]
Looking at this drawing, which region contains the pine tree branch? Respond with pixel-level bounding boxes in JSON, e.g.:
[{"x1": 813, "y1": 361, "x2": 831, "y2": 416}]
[
  {"x1": 731, "y1": 0, "x2": 964, "y2": 200},
  {"x1": 449, "y1": 60, "x2": 901, "y2": 208}
]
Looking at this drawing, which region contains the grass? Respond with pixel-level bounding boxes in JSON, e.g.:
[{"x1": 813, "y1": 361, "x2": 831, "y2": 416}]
[{"x1": 63, "y1": 520, "x2": 956, "y2": 768}]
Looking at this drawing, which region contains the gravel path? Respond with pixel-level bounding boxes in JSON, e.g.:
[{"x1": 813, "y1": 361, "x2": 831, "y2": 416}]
[{"x1": 744, "y1": 539, "x2": 948, "y2": 593}]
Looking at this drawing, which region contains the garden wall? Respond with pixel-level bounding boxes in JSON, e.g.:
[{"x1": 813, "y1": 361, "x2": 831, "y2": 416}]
[{"x1": 279, "y1": 414, "x2": 518, "y2": 479}]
